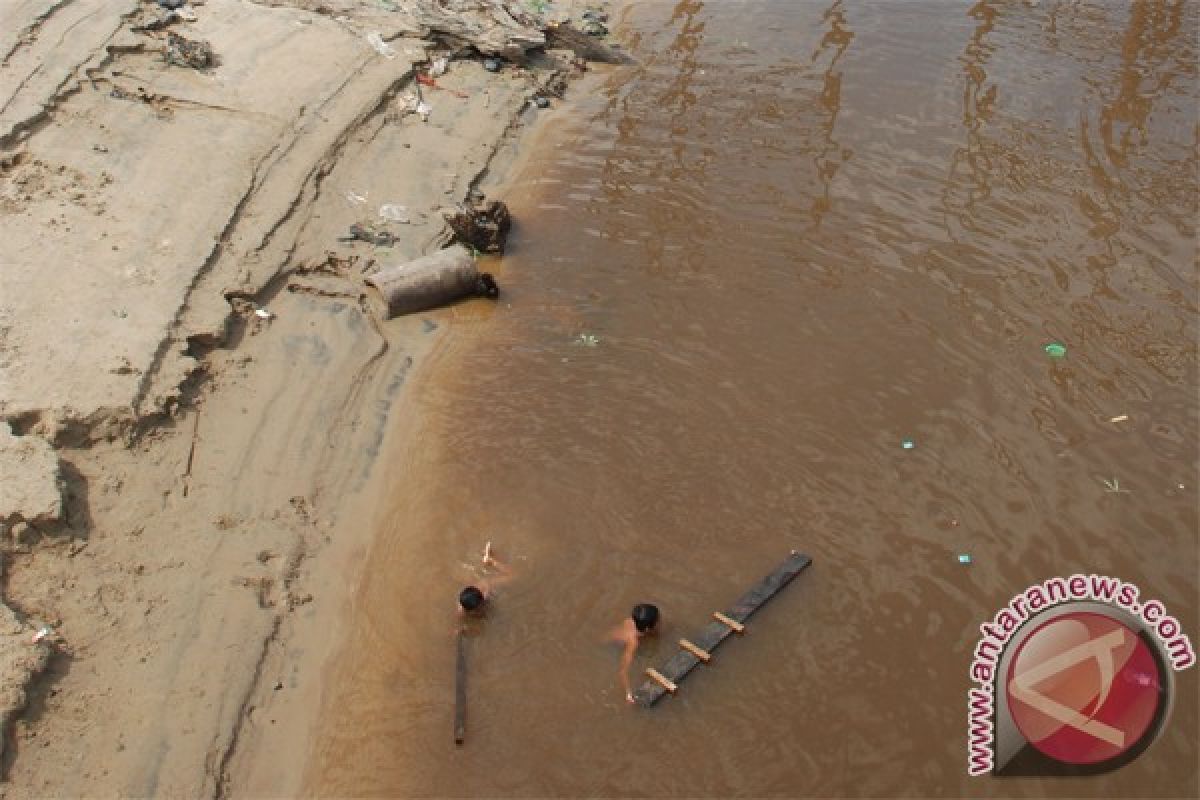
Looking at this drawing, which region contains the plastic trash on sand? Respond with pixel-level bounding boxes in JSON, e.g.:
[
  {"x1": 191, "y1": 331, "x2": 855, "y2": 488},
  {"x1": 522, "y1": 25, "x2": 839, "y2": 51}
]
[
  {"x1": 254, "y1": 308, "x2": 274, "y2": 320},
  {"x1": 31, "y1": 626, "x2": 53, "y2": 644},
  {"x1": 417, "y1": 100, "x2": 433, "y2": 120},
  {"x1": 430, "y1": 56, "x2": 449, "y2": 77},
  {"x1": 367, "y1": 32, "x2": 397, "y2": 59},
  {"x1": 379, "y1": 204, "x2": 410, "y2": 223}
]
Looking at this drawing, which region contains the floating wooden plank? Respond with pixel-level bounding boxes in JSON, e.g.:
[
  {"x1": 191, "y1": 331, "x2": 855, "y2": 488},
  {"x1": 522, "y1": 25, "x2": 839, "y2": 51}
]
[
  {"x1": 645, "y1": 667, "x2": 677, "y2": 694},
  {"x1": 633, "y1": 551, "x2": 812, "y2": 707},
  {"x1": 679, "y1": 638, "x2": 712, "y2": 662},
  {"x1": 454, "y1": 631, "x2": 467, "y2": 745},
  {"x1": 712, "y1": 611, "x2": 745, "y2": 633}
]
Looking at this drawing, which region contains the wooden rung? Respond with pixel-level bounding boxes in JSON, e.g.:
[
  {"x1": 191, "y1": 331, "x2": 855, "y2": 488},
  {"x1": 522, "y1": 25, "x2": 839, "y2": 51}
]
[
  {"x1": 679, "y1": 638, "x2": 712, "y2": 662},
  {"x1": 712, "y1": 611, "x2": 745, "y2": 633},
  {"x1": 645, "y1": 667, "x2": 677, "y2": 693}
]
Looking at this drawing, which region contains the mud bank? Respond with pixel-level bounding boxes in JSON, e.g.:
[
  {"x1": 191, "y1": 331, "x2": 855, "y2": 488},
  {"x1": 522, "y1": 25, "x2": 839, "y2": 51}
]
[{"x1": 0, "y1": 0, "x2": 618, "y2": 795}]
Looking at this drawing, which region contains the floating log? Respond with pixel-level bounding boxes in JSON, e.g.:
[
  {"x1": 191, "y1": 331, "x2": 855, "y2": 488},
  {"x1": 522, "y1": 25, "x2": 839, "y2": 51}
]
[
  {"x1": 367, "y1": 245, "x2": 498, "y2": 319},
  {"x1": 454, "y1": 630, "x2": 467, "y2": 745},
  {"x1": 633, "y1": 551, "x2": 812, "y2": 707}
]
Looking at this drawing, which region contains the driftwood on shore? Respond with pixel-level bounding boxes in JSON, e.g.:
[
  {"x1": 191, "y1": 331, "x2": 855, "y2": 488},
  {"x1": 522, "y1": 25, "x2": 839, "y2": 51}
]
[
  {"x1": 400, "y1": 0, "x2": 546, "y2": 59},
  {"x1": 390, "y1": 3, "x2": 632, "y2": 63},
  {"x1": 545, "y1": 23, "x2": 633, "y2": 64},
  {"x1": 367, "y1": 245, "x2": 498, "y2": 319}
]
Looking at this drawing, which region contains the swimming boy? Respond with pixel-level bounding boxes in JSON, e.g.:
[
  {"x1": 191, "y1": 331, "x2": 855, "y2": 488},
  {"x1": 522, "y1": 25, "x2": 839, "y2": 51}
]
[
  {"x1": 457, "y1": 541, "x2": 513, "y2": 617},
  {"x1": 611, "y1": 603, "x2": 660, "y2": 704}
]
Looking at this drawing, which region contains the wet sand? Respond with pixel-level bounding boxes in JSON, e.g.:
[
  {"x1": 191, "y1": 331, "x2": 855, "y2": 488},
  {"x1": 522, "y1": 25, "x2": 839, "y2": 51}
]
[{"x1": 306, "y1": 1, "x2": 1197, "y2": 797}]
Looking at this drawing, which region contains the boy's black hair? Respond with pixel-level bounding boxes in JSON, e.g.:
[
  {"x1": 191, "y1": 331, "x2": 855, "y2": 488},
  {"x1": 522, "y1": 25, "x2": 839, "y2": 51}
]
[
  {"x1": 631, "y1": 603, "x2": 659, "y2": 633},
  {"x1": 459, "y1": 586, "x2": 485, "y2": 611}
]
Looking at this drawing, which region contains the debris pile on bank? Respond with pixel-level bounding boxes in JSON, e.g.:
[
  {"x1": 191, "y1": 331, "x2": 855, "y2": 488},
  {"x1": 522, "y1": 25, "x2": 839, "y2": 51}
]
[{"x1": 445, "y1": 198, "x2": 512, "y2": 254}]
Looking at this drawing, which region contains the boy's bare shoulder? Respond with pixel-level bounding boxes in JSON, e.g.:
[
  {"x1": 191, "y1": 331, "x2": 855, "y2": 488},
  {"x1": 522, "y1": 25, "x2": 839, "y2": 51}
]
[{"x1": 608, "y1": 619, "x2": 637, "y2": 644}]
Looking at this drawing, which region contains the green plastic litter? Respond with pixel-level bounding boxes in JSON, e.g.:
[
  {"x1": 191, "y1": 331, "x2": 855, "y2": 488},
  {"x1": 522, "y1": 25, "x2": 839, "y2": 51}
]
[{"x1": 1044, "y1": 342, "x2": 1067, "y2": 359}]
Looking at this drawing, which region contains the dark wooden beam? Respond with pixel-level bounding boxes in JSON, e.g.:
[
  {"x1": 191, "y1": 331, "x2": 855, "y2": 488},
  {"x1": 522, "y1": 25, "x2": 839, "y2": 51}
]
[
  {"x1": 633, "y1": 550, "x2": 812, "y2": 707},
  {"x1": 454, "y1": 630, "x2": 467, "y2": 744}
]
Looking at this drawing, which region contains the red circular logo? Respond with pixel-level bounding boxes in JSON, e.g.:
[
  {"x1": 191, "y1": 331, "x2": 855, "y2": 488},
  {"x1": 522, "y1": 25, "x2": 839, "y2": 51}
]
[{"x1": 1005, "y1": 612, "x2": 1164, "y2": 765}]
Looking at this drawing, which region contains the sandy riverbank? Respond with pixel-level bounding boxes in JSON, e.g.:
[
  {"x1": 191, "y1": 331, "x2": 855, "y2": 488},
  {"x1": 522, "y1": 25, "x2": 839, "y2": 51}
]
[{"x1": 0, "y1": 1, "x2": 619, "y2": 795}]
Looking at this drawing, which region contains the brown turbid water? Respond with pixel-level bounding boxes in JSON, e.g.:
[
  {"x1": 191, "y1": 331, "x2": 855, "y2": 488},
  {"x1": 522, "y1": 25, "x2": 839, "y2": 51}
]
[{"x1": 306, "y1": 1, "x2": 1198, "y2": 796}]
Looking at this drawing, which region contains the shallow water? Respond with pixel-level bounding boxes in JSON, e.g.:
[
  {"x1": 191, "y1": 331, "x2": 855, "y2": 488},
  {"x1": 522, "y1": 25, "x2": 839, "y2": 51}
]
[{"x1": 307, "y1": 1, "x2": 1198, "y2": 796}]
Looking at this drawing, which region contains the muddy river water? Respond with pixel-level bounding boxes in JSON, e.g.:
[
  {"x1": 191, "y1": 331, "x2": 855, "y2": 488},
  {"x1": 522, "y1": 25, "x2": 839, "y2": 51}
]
[{"x1": 306, "y1": 1, "x2": 1197, "y2": 796}]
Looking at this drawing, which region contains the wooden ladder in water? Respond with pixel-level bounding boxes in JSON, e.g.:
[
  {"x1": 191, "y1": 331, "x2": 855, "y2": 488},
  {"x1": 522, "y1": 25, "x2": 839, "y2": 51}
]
[{"x1": 633, "y1": 550, "x2": 813, "y2": 707}]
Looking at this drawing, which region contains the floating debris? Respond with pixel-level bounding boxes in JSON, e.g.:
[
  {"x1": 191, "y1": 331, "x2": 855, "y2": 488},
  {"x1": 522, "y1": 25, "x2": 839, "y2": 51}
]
[
  {"x1": 957, "y1": 554, "x2": 972, "y2": 565},
  {"x1": 1101, "y1": 477, "x2": 1129, "y2": 494},
  {"x1": 1044, "y1": 342, "x2": 1067, "y2": 359},
  {"x1": 1109, "y1": 414, "x2": 1129, "y2": 423},
  {"x1": 576, "y1": 333, "x2": 599, "y2": 347},
  {"x1": 901, "y1": 439, "x2": 915, "y2": 450}
]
